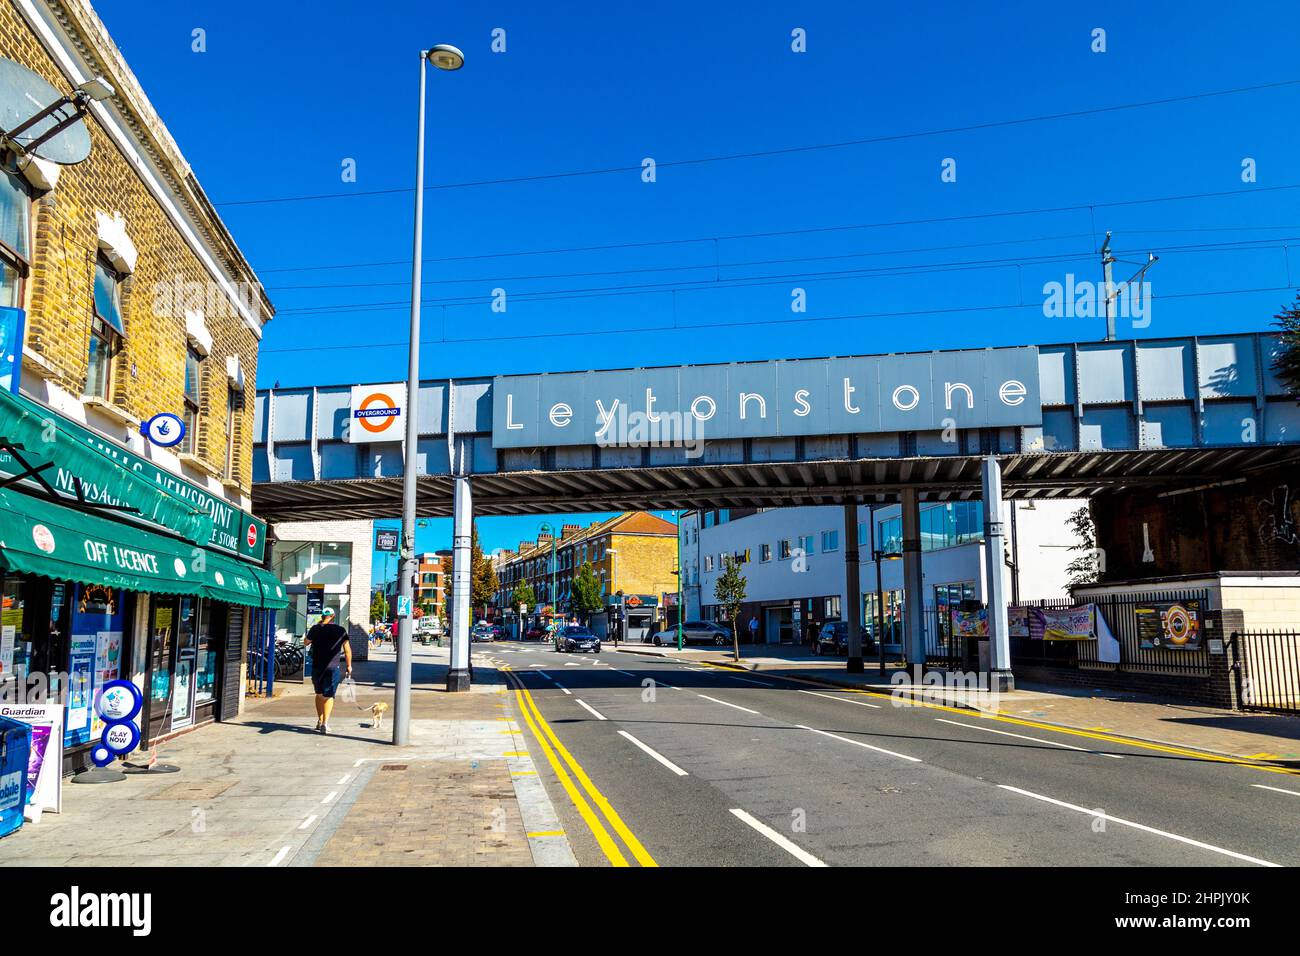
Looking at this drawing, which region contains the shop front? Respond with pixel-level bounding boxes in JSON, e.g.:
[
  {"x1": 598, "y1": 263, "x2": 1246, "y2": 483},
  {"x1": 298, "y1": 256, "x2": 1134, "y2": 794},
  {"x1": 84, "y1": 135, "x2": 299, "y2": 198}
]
[{"x1": 0, "y1": 390, "x2": 285, "y2": 772}]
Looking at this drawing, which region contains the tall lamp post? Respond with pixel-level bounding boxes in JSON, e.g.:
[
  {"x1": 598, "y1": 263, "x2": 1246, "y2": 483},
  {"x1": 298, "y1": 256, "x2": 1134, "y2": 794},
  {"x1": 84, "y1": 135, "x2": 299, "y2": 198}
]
[
  {"x1": 675, "y1": 510, "x2": 684, "y2": 650},
  {"x1": 394, "y1": 42, "x2": 464, "y2": 746}
]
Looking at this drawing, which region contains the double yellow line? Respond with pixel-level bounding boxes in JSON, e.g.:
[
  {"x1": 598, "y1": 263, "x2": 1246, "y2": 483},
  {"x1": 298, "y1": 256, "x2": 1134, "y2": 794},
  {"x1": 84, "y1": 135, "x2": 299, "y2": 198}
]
[{"x1": 506, "y1": 670, "x2": 657, "y2": 866}]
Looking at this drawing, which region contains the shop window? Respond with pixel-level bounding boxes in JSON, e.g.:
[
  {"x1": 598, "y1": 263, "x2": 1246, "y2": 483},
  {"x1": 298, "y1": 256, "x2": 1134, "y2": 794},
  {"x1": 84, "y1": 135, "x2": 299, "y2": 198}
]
[
  {"x1": 181, "y1": 345, "x2": 203, "y2": 455},
  {"x1": 87, "y1": 256, "x2": 125, "y2": 400},
  {"x1": 195, "y1": 601, "x2": 217, "y2": 706},
  {"x1": 0, "y1": 167, "x2": 31, "y2": 308}
]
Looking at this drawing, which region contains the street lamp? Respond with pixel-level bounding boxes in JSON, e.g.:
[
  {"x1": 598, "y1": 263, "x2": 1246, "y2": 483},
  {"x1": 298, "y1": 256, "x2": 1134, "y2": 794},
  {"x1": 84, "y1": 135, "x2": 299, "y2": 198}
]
[
  {"x1": 394, "y1": 42, "x2": 464, "y2": 744},
  {"x1": 873, "y1": 548, "x2": 902, "y2": 675}
]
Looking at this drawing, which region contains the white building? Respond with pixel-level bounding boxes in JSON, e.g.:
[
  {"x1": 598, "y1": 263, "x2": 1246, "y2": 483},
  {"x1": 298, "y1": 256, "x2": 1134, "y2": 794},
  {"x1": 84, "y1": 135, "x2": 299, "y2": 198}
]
[{"x1": 684, "y1": 500, "x2": 1083, "y2": 650}]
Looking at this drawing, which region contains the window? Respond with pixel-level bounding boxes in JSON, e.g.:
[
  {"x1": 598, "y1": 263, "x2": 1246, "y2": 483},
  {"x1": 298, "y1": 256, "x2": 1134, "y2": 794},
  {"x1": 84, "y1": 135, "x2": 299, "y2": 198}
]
[
  {"x1": 760, "y1": 543, "x2": 771, "y2": 562},
  {"x1": 821, "y1": 530, "x2": 839, "y2": 552},
  {"x1": 704, "y1": 555, "x2": 714, "y2": 572},
  {"x1": 798, "y1": 534, "x2": 814, "y2": 555},
  {"x1": 778, "y1": 539, "x2": 792, "y2": 559},
  {"x1": 0, "y1": 169, "x2": 31, "y2": 308},
  {"x1": 225, "y1": 382, "x2": 243, "y2": 478},
  {"x1": 87, "y1": 256, "x2": 125, "y2": 400},
  {"x1": 180, "y1": 345, "x2": 203, "y2": 454},
  {"x1": 877, "y1": 516, "x2": 903, "y2": 554}
]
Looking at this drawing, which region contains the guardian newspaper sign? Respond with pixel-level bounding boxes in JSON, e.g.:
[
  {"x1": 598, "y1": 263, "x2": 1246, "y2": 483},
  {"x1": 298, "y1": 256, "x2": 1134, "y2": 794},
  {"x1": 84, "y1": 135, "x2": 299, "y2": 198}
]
[
  {"x1": 348, "y1": 383, "x2": 407, "y2": 444},
  {"x1": 492, "y1": 347, "x2": 1041, "y2": 448}
]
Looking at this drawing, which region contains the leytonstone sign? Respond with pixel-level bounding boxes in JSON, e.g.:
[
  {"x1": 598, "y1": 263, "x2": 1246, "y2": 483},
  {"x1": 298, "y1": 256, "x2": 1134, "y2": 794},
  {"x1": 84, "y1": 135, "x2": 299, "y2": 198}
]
[{"x1": 492, "y1": 346, "x2": 1042, "y2": 448}]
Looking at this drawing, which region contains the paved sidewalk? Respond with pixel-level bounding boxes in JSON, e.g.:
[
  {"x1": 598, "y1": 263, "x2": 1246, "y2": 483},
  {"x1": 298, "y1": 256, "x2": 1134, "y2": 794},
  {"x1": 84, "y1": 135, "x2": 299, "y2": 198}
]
[
  {"x1": 0, "y1": 645, "x2": 576, "y2": 867},
  {"x1": 615, "y1": 643, "x2": 1300, "y2": 764}
]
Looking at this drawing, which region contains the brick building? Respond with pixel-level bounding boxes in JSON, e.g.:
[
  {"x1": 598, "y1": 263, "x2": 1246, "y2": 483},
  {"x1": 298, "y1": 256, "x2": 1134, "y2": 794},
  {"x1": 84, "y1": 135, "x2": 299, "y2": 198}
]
[
  {"x1": 494, "y1": 513, "x2": 678, "y2": 629},
  {"x1": 0, "y1": 0, "x2": 281, "y2": 773}
]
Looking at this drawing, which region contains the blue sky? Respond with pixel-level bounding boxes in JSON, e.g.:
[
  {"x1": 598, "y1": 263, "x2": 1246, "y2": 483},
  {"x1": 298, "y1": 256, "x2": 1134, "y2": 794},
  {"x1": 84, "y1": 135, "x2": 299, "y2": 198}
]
[{"x1": 95, "y1": 1, "x2": 1300, "y2": 571}]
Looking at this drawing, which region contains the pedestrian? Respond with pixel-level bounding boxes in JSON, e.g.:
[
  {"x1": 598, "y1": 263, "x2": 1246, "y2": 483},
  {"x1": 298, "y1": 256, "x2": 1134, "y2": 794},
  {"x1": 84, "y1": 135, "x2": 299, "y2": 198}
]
[
  {"x1": 748, "y1": 614, "x2": 759, "y2": 644},
  {"x1": 304, "y1": 607, "x2": 351, "y2": 734}
]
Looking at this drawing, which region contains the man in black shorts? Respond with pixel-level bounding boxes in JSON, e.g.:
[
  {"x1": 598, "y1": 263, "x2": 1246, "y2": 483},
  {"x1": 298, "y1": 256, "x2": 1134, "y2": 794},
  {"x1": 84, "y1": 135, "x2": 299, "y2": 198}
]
[{"x1": 304, "y1": 607, "x2": 351, "y2": 734}]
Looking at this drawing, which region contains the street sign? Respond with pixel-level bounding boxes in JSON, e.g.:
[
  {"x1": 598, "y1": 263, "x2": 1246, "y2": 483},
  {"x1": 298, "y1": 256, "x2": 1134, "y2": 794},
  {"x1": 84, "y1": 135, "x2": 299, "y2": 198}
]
[
  {"x1": 347, "y1": 383, "x2": 406, "y2": 444},
  {"x1": 396, "y1": 595, "x2": 412, "y2": 618},
  {"x1": 375, "y1": 529, "x2": 399, "y2": 552}
]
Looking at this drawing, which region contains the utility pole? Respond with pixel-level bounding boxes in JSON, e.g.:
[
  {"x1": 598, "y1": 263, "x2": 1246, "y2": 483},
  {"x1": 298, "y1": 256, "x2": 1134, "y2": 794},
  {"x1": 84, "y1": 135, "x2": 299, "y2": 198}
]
[{"x1": 1101, "y1": 231, "x2": 1116, "y2": 342}]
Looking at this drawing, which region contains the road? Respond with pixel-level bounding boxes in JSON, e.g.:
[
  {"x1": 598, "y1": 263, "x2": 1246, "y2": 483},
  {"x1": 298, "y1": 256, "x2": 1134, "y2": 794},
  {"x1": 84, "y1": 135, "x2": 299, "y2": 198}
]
[{"x1": 476, "y1": 639, "x2": 1300, "y2": 867}]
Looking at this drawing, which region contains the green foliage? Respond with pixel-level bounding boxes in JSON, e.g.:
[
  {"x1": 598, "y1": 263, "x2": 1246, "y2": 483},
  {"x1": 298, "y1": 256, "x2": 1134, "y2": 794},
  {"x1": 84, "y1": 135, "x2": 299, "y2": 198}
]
[
  {"x1": 570, "y1": 560, "x2": 605, "y2": 621},
  {"x1": 370, "y1": 589, "x2": 388, "y2": 622},
  {"x1": 511, "y1": 581, "x2": 537, "y2": 613},
  {"x1": 1273, "y1": 292, "x2": 1300, "y2": 398},
  {"x1": 1065, "y1": 505, "x2": 1101, "y2": 587},
  {"x1": 470, "y1": 523, "x2": 499, "y2": 610},
  {"x1": 713, "y1": 556, "x2": 748, "y2": 661}
]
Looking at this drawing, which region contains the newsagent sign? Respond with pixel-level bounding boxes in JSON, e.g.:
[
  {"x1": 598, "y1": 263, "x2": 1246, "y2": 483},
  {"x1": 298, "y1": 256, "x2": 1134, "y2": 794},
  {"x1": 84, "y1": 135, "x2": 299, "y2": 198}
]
[{"x1": 492, "y1": 347, "x2": 1042, "y2": 448}]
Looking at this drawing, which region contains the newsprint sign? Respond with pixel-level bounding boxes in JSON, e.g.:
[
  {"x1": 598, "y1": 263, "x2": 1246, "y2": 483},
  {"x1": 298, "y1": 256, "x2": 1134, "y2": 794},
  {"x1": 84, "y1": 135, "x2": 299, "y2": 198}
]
[{"x1": 491, "y1": 347, "x2": 1043, "y2": 447}]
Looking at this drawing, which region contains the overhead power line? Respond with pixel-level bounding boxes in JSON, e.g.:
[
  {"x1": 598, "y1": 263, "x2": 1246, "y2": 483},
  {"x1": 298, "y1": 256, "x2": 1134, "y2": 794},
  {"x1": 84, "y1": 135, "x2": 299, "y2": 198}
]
[
  {"x1": 219, "y1": 78, "x2": 1300, "y2": 208},
  {"x1": 255, "y1": 182, "x2": 1300, "y2": 276},
  {"x1": 259, "y1": 283, "x2": 1300, "y2": 356}
]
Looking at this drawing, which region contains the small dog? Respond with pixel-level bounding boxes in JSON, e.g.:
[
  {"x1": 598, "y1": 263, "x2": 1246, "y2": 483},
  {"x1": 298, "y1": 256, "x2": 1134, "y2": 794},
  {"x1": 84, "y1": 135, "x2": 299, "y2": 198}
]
[{"x1": 368, "y1": 702, "x2": 390, "y2": 729}]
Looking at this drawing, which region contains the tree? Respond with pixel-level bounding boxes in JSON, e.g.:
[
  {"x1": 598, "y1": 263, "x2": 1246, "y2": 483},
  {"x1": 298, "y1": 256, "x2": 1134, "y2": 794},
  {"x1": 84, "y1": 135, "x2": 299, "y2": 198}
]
[
  {"x1": 1064, "y1": 505, "x2": 1102, "y2": 587},
  {"x1": 469, "y1": 524, "x2": 499, "y2": 617},
  {"x1": 369, "y1": 589, "x2": 388, "y2": 623},
  {"x1": 511, "y1": 581, "x2": 536, "y2": 613},
  {"x1": 1273, "y1": 291, "x2": 1300, "y2": 398},
  {"x1": 713, "y1": 556, "x2": 748, "y2": 662},
  {"x1": 570, "y1": 560, "x2": 604, "y2": 624}
]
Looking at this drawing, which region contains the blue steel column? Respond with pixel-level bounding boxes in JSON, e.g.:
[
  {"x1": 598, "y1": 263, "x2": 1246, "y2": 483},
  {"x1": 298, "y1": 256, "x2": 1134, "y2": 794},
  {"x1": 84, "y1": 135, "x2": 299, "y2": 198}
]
[
  {"x1": 901, "y1": 487, "x2": 925, "y2": 670},
  {"x1": 981, "y1": 456, "x2": 1015, "y2": 691},
  {"x1": 447, "y1": 475, "x2": 472, "y2": 691}
]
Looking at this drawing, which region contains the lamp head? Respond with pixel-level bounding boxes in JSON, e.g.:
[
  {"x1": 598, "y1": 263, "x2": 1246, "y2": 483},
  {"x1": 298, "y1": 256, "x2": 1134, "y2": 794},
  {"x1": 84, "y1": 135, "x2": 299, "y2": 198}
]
[{"x1": 426, "y1": 44, "x2": 465, "y2": 71}]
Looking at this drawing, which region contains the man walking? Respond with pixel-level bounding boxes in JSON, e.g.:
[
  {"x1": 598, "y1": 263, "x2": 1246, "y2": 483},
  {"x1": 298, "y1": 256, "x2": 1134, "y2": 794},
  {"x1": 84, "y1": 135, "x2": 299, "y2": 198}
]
[
  {"x1": 748, "y1": 614, "x2": 759, "y2": 644},
  {"x1": 304, "y1": 607, "x2": 351, "y2": 734}
]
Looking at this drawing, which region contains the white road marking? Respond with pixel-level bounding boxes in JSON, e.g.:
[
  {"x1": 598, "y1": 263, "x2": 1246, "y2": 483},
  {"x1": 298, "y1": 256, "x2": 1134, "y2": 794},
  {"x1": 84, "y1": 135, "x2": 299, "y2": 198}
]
[
  {"x1": 934, "y1": 718, "x2": 1123, "y2": 758},
  {"x1": 267, "y1": 846, "x2": 291, "y2": 867},
  {"x1": 725, "y1": 675, "x2": 776, "y2": 687},
  {"x1": 529, "y1": 663, "x2": 547, "y2": 668},
  {"x1": 998, "y1": 785, "x2": 1281, "y2": 867},
  {"x1": 618, "y1": 730, "x2": 689, "y2": 776},
  {"x1": 1252, "y1": 784, "x2": 1300, "y2": 798},
  {"x1": 337, "y1": 773, "x2": 352, "y2": 784},
  {"x1": 565, "y1": 662, "x2": 581, "y2": 667},
  {"x1": 321, "y1": 791, "x2": 338, "y2": 804},
  {"x1": 796, "y1": 724, "x2": 922, "y2": 763},
  {"x1": 353, "y1": 758, "x2": 365, "y2": 768},
  {"x1": 697, "y1": 693, "x2": 761, "y2": 715},
  {"x1": 576, "y1": 699, "x2": 607, "y2": 720},
  {"x1": 729, "y1": 808, "x2": 827, "y2": 867},
  {"x1": 298, "y1": 814, "x2": 318, "y2": 830},
  {"x1": 797, "y1": 689, "x2": 882, "y2": 709}
]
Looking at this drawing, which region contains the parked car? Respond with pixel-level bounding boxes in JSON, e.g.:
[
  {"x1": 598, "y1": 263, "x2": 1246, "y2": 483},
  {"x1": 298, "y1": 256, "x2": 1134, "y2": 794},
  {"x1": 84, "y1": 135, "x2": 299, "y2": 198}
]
[
  {"x1": 490, "y1": 624, "x2": 504, "y2": 640},
  {"x1": 470, "y1": 622, "x2": 494, "y2": 642},
  {"x1": 656, "y1": 620, "x2": 730, "y2": 646},
  {"x1": 555, "y1": 624, "x2": 601, "y2": 653},
  {"x1": 816, "y1": 620, "x2": 876, "y2": 655},
  {"x1": 524, "y1": 624, "x2": 546, "y2": 641}
]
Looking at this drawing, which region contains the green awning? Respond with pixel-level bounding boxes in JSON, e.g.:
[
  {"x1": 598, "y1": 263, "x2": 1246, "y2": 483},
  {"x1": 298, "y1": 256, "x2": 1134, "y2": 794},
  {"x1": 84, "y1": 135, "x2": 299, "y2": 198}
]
[
  {"x1": 0, "y1": 487, "x2": 210, "y2": 596},
  {"x1": 202, "y1": 550, "x2": 266, "y2": 608},
  {"x1": 0, "y1": 388, "x2": 213, "y2": 545},
  {"x1": 250, "y1": 565, "x2": 289, "y2": 609},
  {"x1": 0, "y1": 488, "x2": 288, "y2": 609}
]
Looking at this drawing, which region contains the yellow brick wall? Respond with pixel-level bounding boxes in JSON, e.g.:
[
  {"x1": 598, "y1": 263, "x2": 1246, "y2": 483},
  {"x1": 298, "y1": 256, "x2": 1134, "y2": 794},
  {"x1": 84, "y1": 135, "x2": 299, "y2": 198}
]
[
  {"x1": 1, "y1": 1, "x2": 262, "y2": 491},
  {"x1": 608, "y1": 533, "x2": 678, "y2": 601}
]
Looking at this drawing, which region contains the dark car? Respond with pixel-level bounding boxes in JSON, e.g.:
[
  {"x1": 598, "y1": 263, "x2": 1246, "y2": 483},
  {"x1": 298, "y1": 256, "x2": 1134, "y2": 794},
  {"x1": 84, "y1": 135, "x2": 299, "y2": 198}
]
[
  {"x1": 524, "y1": 624, "x2": 546, "y2": 640},
  {"x1": 556, "y1": 625, "x2": 601, "y2": 653},
  {"x1": 816, "y1": 621, "x2": 876, "y2": 655}
]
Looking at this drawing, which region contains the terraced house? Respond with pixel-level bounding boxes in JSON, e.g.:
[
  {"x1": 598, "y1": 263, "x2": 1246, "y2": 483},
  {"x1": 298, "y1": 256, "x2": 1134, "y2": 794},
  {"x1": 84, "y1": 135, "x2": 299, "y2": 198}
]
[{"x1": 0, "y1": 0, "x2": 284, "y2": 777}]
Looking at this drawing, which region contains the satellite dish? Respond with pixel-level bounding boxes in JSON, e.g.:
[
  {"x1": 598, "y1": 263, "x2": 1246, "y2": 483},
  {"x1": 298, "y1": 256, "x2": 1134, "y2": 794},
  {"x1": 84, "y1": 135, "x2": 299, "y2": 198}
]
[{"x1": 0, "y1": 58, "x2": 92, "y2": 164}]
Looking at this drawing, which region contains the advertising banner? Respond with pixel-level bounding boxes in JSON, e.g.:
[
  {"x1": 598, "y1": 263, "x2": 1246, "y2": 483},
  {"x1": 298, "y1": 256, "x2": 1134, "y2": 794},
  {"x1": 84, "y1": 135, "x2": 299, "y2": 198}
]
[
  {"x1": 67, "y1": 585, "x2": 123, "y2": 746},
  {"x1": 952, "y1": 608, "x2": 988, "y2": 638},
  {"x1": 0, "y1": 703, "x2": 62, "y2": 822},
  {"x1": 1136, "y1": 600, "x2": 1203, "y2": 650},
  {"x1": 1008, "y1": 605, "x2": 1031, "y2": 638},
  {"x1": 1031, "y1": 604, "x2": 1095, "y2": 641},
  {"x1": 0, "y1": 306, "x2": 23, "y2": 394}
]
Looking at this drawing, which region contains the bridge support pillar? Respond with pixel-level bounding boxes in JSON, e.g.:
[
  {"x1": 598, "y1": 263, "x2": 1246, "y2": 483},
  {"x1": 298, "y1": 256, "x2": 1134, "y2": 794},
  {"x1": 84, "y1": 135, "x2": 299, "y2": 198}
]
[
  {"x1": 843, "y1": 502, "x2": 864, "y2": 673},
  {"x1": 448, "y1": 475, "x2": 472, "y2": 692},
  {"x1": 981, "y1": 456, "x2": 1015, "y2": 692},
  {"x1": 901, "y1": 487, "x2": 926, "y2": 670}
]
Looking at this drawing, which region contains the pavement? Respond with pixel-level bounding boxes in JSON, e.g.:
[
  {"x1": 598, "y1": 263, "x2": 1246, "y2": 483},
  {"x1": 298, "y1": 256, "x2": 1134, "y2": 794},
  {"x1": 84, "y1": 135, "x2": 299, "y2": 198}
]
[
  {"x1": 0, "y1": 643, "x2": 576, "y2": 867},
  {"x1": 483, "y1": 639, "x2": 1300, "y2": 866},
  {"x1": 611, "y1": 640, "x2": 1300, "y2": 765}
]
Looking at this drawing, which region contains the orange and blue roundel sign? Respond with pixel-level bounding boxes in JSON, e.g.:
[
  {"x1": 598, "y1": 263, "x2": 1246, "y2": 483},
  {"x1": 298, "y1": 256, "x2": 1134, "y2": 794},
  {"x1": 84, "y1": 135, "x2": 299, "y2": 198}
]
[{"x1": 348, "y1": 384, "x2": 406, "y2": 442}]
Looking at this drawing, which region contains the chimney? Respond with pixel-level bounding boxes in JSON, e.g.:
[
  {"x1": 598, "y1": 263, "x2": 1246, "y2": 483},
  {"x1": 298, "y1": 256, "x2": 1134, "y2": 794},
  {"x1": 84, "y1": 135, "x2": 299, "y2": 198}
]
[
  {"x1": 538, "y1": 532, "x2": 553, "y2": 545},
  {"x1": 519, "y1": 541, "x2": 534, "y2": 553},
  {"x1": 561, "y1": 524, "x2": 581, "y2": 539}
]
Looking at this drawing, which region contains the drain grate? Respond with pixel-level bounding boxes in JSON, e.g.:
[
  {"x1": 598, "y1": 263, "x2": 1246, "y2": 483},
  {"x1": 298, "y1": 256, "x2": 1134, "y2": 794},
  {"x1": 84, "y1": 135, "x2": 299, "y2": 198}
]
[{"x1": 380, "y1": 764, "x2": 408, "y2": 771}]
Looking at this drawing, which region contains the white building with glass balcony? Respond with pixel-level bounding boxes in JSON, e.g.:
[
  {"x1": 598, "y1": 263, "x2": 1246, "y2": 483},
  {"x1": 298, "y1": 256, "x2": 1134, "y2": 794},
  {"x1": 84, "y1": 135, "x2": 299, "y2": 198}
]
[{"x1": 683, "y1": 500, "x2": 1083, "y2": 650}]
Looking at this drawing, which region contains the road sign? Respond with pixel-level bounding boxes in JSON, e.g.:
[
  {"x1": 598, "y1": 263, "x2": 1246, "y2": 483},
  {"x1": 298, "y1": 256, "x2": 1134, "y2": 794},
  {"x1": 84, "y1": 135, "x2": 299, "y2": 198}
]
[
  {"x1": 348, "y1": 384, "x2": 406, "y2": 444},
  {"x1": 396, "y1": 595, "x2": 412, "y2": 618}
]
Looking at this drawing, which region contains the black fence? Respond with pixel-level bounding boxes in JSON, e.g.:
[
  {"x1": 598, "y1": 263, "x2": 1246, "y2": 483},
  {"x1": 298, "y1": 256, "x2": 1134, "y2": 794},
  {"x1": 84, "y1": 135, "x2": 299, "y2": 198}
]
[
  {"x1": 1233, "y1": 629, "x2": 1300, "y2": 714},
  {"x1": 1008, "y1": 589, "x2": 1213, "y2": 677}
]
